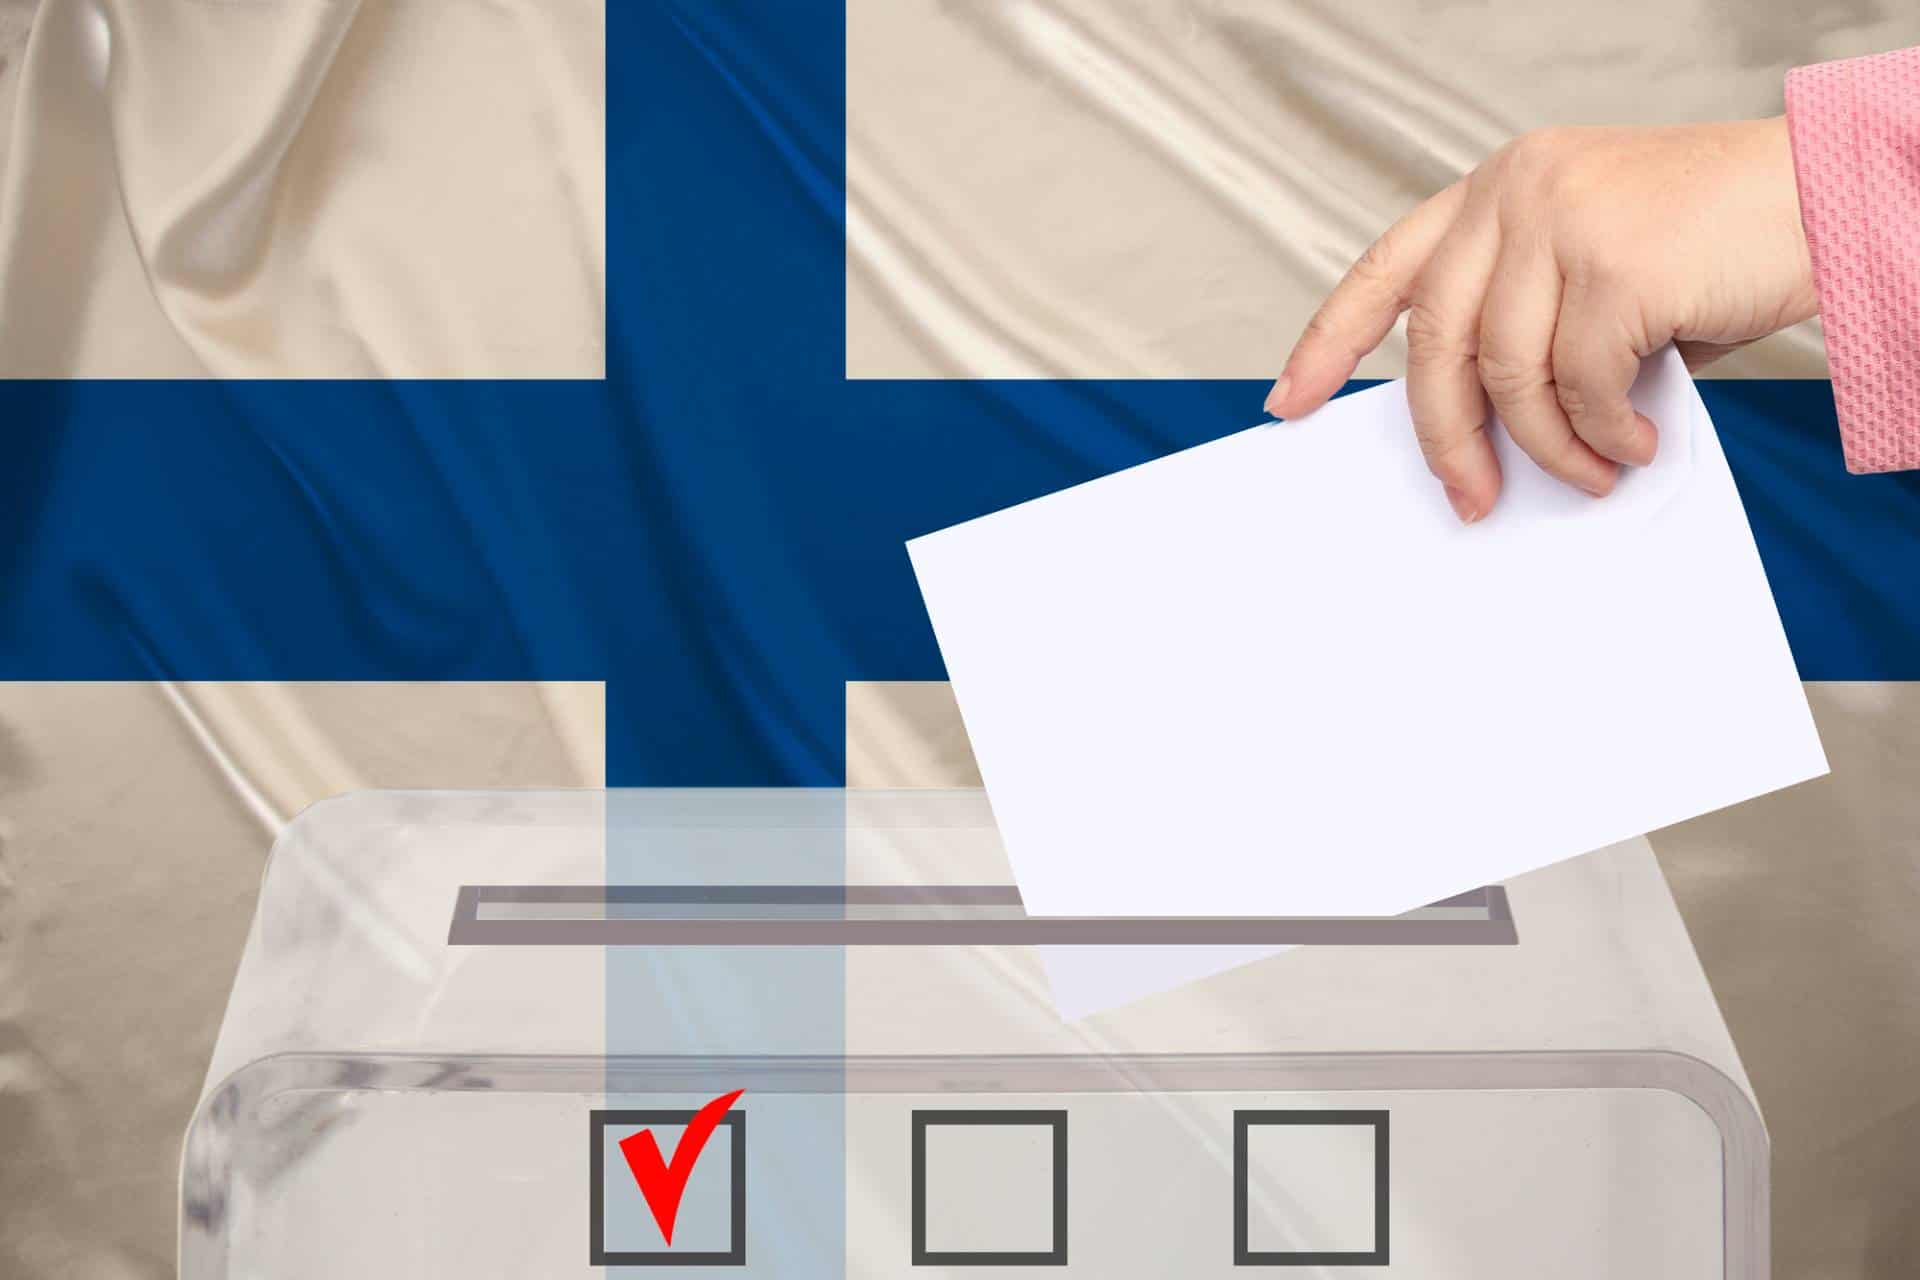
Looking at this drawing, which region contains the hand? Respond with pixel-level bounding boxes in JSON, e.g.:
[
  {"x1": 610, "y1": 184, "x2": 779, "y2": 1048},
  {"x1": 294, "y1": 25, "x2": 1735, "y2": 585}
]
[{"x1": 1265, "y1": 118, "x2": 1817, "y2": 522}]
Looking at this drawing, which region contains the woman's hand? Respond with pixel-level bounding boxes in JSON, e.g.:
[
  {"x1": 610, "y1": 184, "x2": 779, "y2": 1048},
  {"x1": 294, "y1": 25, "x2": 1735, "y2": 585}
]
[{"x1": 1266, "y1": 118, "x2": 1817, "y2": 522}]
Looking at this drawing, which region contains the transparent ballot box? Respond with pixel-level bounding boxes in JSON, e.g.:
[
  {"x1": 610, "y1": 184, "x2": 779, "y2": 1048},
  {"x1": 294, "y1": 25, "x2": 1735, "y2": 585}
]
[{"x1": 182, "y1": 790, "x2": 1765, "y2": 1277}]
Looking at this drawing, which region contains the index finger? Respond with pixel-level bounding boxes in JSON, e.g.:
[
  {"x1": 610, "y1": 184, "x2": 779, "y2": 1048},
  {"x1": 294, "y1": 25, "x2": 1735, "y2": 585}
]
[{"x1": 1267, "y1": 181, "x2": 1467, "y2": 420}]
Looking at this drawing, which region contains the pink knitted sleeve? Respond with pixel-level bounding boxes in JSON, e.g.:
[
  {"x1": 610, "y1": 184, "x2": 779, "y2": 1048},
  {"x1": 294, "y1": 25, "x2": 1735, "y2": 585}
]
[{"x1": 1785, "y1": 48, "x2": 1920, "y2": 473}]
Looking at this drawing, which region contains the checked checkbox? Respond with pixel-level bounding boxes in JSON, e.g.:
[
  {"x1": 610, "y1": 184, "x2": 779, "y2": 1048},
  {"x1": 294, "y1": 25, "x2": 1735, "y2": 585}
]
[{"x1": 591, "y1": 1093, "x2": 747, "y2": 1266}]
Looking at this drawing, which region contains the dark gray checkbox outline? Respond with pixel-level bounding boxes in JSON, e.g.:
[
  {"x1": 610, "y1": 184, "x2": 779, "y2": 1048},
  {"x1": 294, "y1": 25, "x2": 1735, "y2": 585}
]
[
  {"x1": 1234, "y1": 1110, "x2": 1389, "y2": 1267},
  {"x1": 912, "y1": 1109, "x2": 1069, "y2": 1267},
  {"x1": 590, "y1": 1107, "x2": 746, "y2": 1266}
]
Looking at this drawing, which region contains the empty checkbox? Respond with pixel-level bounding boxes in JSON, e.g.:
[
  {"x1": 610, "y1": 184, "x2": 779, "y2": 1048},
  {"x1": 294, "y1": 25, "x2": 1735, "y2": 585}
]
[
  {"x1": 912, "y1": 1110, "x2": 1068, "y2": 1266},
  {"x1": 1235, "y1": 1110, "x2": 1388, "y2": 1266}
]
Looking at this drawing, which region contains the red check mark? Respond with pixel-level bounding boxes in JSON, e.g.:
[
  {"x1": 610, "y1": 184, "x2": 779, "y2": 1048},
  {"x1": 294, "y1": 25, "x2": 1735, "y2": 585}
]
[{"x1": 616, "y1": 1089, "x2": 744, "y2": 1246}]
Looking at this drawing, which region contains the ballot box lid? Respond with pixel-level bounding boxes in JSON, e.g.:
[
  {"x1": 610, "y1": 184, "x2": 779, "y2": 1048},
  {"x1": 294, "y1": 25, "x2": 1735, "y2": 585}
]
[{"x1": 197, "y1": 788, "x2": 1753, "y2": 1104}]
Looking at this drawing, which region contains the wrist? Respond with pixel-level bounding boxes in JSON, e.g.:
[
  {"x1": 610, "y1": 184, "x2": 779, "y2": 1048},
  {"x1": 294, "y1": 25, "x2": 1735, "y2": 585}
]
[{"x1": 1761, "y1": 113, "x2": 1821, "y2": 328}]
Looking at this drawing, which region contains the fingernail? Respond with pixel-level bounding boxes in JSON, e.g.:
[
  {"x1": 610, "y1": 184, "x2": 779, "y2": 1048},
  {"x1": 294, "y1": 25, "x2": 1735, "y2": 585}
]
[
  {"x1": 1264, "y1": 375, "x2": 1292, "y2": 419},
  {"x1": 1445, "y1": 485, "x2": 1482, "y2": 524}
]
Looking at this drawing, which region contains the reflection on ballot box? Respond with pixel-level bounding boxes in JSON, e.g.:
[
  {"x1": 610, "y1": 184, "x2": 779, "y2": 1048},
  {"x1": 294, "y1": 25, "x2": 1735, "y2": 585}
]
[{"x1": 182, "y1": 790, "x2": 1764, "y2": 1277}]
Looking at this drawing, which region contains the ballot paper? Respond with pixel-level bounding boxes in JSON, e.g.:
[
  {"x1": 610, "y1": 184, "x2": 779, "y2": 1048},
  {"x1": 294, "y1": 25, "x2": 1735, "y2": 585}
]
[{"x1": 908, "y1": 349, "x2": 1828, "y2": 1018}]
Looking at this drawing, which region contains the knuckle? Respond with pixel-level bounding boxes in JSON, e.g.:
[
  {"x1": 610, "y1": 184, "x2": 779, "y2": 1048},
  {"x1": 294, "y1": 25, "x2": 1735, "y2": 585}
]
[
  {"x1": 1475, "y1": 348, "x2": 1543, "y2": 399},
  {"x1": 1411, "y1": 417, "x2": 1477, "y2": 471},
  {"x1": 1403, "y1": 298, "x2": 1466, "y2": 361},
  {"x1": 1348, "y1": 236, "x2": 1398, "y2": 295},
  {"x1": 1301, "y1": 305, "x2": 1340, "y2": 342},
  {"x1": 1559, "y1": 250, "x2": 1601, "y2": 294},
  {"x1": 1499, "y1": 128, "x2": 1571, "y2": 181},
  {"x1": 1497, "y1": 127, "x2": 1609, "y2": 222},
  {"x1": 1546, "y1": 162, "x2": 1607, "y2": 215},
  {"x1": 1552, "y1": 380, "x2": 1593, "y2": 422},
  {"x1": 1554, "y1": 382, "x2": 1632, "y2": 449}
]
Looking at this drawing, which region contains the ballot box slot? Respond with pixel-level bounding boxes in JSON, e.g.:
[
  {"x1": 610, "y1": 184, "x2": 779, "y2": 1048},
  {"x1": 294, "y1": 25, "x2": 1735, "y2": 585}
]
[{"x1": 447, "y1": 884, "x2": 1516, "y2": 946}]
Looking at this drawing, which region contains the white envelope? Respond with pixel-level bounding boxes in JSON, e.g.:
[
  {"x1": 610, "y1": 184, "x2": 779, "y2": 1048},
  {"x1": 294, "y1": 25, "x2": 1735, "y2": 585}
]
[{"x1": 908, "y1": 350, "x2": 1828, "y2": 1017}]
